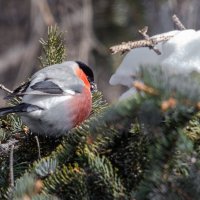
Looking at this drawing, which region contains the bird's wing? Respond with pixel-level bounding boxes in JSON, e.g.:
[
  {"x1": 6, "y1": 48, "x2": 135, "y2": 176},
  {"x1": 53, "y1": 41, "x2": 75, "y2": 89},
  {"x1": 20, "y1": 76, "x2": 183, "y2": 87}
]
[
  {"x1": 27, "y1": 64, "x2": 86, "y2": 95},
  {"x1": 27, "y1": 74, "x2": 84, "y2": 95},
  {"x1": 7, "y1": 75, "x2": 85, "y2": 100}
]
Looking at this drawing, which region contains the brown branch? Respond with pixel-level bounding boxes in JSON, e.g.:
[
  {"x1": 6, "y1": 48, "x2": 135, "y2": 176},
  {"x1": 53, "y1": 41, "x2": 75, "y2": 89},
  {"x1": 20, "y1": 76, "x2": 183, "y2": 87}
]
[
  {"x1": 172, "y1": 14, "x2": 186, "y2": 30},
  {"x1": 138, "y1": 26, "x2": 161, "y2": 55},
  {"x1": 110, "y1": 34, "x2": 173, "y2": 54}
]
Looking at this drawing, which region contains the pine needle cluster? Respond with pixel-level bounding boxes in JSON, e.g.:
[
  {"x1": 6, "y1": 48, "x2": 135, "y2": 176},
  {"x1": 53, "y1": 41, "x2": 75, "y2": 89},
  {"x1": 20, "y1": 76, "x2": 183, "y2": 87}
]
[{"x1": 39, "y1": 26, "x2": 66, "y2": 67}]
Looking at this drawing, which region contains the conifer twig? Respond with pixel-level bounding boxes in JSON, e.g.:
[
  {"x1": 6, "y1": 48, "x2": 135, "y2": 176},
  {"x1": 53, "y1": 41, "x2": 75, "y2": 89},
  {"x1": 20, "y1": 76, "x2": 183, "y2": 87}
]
[
  {"x1": 0, "y1": 84, "x2": 13, "y2": 94},
  {"x1": 138, "y1": 26, "x2": 161, "y2": 55},
  {"x1": 9, "y1": 145, "x2": 14, "y2": 188},
  {"x1": 35, "y1": 136, "x2": 41, "y2": 159},
  {"x1": 172, "y1": 14, "x2": 186, "y2": 30}
]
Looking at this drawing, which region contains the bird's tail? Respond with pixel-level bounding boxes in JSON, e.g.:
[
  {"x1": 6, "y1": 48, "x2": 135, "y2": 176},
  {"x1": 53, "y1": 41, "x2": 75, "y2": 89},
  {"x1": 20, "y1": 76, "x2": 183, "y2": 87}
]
[
  {"x1": 0, "y1": 106, "x2": 16, "y2": 116},
  {"x1": 0, "y1": 103, "x2": 43, "y2": 116}
]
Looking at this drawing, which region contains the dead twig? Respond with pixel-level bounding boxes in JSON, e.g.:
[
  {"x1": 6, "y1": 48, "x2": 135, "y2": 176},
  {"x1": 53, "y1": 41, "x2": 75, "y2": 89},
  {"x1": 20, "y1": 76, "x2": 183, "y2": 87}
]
[
  {"x1": 9, "y1": 144, "x2": 14, "y2": 188},
  {"x1": 110, "y1": 34, "x2": 173, "y2": 54},
  {"x1": 172, "y1": 14, "x2": 186, "y2": 30},
  {"x1": 138, "y1": 26, "x2": 161, "y2": 55},
  {"x1": 35, "y1": 136, "x2": 41, "y2": 159},
  {"x1": 0, "y1": 84, "x2": 13, "y2": 94}
]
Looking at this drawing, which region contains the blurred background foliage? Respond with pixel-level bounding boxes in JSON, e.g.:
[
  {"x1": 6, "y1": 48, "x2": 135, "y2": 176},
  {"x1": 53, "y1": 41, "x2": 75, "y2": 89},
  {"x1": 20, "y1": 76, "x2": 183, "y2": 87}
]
[{"x1": 0, "y1": 0, "x2": 200, "y2": 103}]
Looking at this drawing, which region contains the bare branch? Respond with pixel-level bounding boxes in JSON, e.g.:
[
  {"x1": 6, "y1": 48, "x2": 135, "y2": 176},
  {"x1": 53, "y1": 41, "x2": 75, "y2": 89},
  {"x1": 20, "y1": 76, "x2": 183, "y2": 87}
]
[
  {"x1": 110, "y1": 14, "x2": 186, "y2": 55},
  {"x1": 35, "y1": 136, "x2": 41, "y2": 160},
  {"x1": 172, "y1": 14, "x2": 186, "y2": 30},
  {"x1": 110, "y1": 34, "x2": 173, "y2": 54},
  {"x1": 9, "y1": 144, "x2": 14, "y2": 188},
  {"x1": 138, "y1": 26, "x2": 149, "y2": 39},
  {"x1": 138, "y1": 26, "x2": 161, "y2": 55}
]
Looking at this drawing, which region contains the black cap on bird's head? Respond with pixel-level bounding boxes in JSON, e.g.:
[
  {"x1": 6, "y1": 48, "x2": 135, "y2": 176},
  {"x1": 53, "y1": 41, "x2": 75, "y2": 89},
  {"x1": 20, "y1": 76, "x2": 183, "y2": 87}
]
[{"x1": 76, "y1": 61, "x2": 96, "y2": 91}]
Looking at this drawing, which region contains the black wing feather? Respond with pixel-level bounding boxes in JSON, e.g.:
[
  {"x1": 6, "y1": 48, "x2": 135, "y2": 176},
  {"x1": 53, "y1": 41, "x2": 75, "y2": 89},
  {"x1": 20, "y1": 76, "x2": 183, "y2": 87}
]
[{"x1": 30, "y1": 81, "x2": 63, "y2": 94}]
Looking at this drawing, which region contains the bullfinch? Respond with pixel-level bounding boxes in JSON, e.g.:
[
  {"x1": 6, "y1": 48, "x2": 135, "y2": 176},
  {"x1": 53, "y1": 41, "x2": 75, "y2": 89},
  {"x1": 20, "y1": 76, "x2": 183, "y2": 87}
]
[{"x1": 0, "y1": 61, "x2": 95, "y2": 137}]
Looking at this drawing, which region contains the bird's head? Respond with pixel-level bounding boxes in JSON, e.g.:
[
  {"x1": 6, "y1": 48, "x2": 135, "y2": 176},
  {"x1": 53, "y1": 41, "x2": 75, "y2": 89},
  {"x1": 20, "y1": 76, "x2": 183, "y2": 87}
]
[{"x1": 76, "y1": 61, "x2": 96, "y2": 92}]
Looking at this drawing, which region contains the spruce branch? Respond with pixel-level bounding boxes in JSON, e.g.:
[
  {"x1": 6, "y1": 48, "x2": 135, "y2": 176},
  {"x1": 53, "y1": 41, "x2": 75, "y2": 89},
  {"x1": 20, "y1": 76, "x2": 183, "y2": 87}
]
[
  {"x1": 43, "y1": 164, "x2": 88, "y2": 199},
  {"x1": 138, "y1": 65, "x2": 200, "y2": 107},
  {"x1": 100, "y1": 123, "x2": 148, "y2": 192},
  {"x1": 34, "y1": 157, "x2": 58, "y2": 178},
  {"x1": 135, "y1": 117, "x2": 195, "y2": 199},
  {"x1": 84, "y1": 147, "x2": 126, "y2": 199},
  {"x1": 39, "y1": 26, "x2": 66, "y2": 67}
]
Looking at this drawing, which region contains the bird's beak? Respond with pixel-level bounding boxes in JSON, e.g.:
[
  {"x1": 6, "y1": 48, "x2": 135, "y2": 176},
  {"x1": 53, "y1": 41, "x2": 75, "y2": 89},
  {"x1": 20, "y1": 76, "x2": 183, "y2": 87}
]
[{"x1": 90, "y1": 82, "x2": 97, "y2": 92}]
